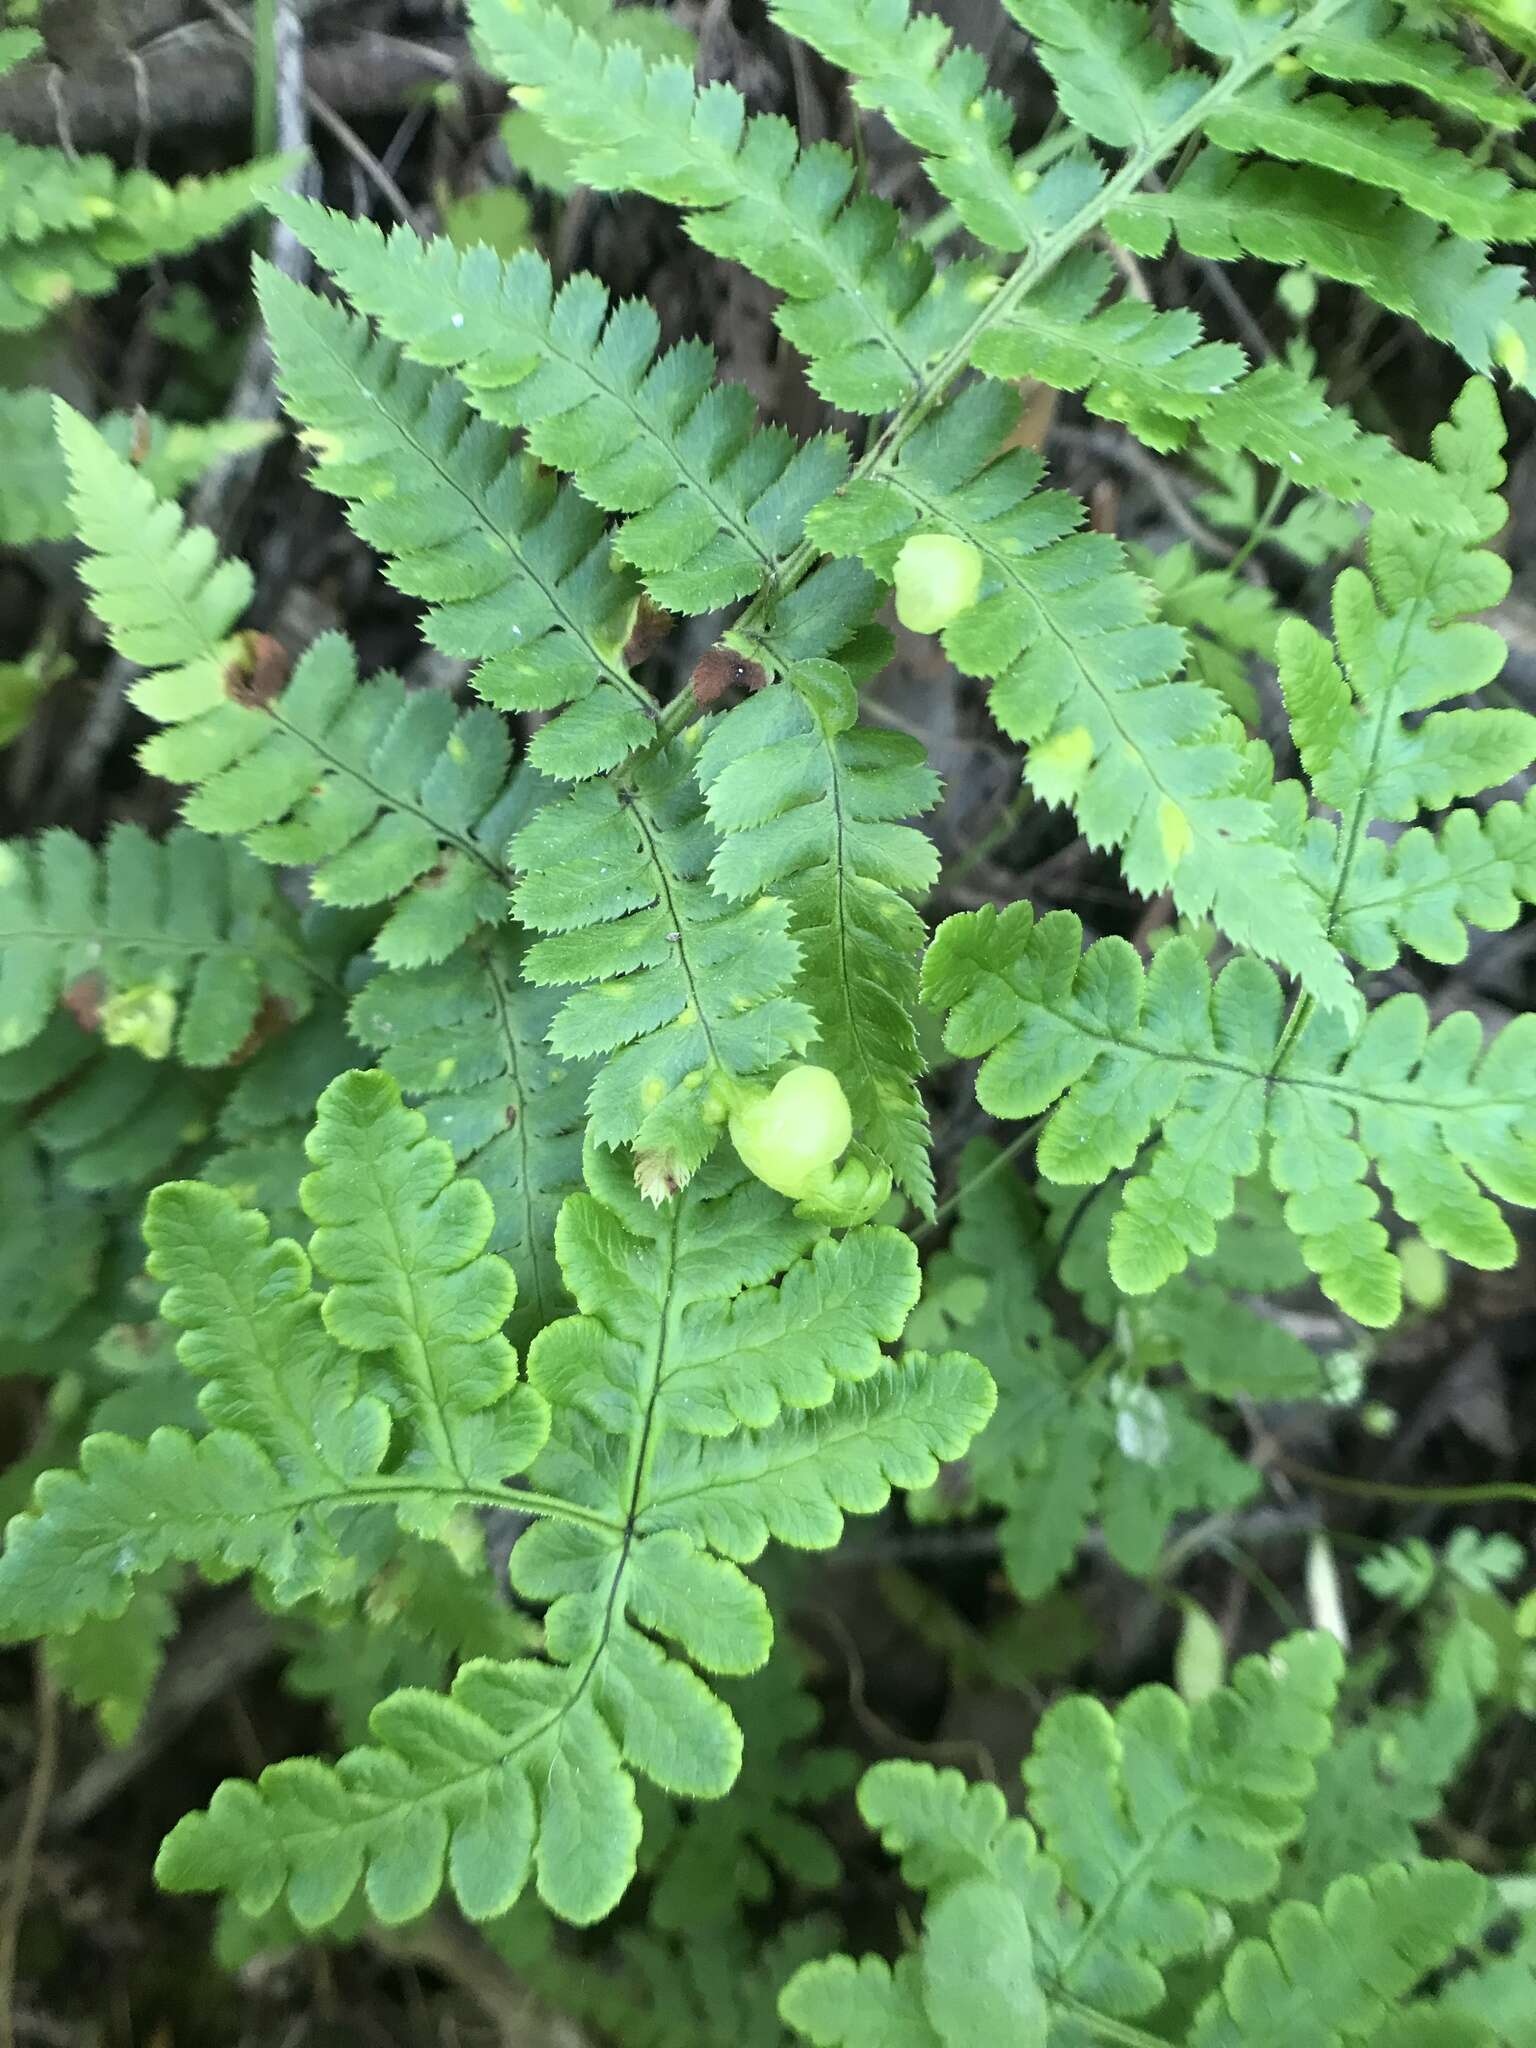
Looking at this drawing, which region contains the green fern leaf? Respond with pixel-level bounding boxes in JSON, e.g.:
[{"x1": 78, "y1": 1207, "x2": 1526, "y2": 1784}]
[
  {"x1": 0, "y1": 389, "x2": 273, "y2": 547},
  {"x1": 274, "y1": 199, "x2": 850, "y2": 616},
  {"x1": 1114, "y1": 153, "x2": 1536, "y2": 398},
  {"x1": 471, "y1": 0, "x2": 987, "y2": 414},
  {"x1": 0, "y1": 826, "x2": 315, "y2": 1063},
  {"x1": 808, "y1": 378, "x2": 1354, "y2": 1010},
  {"x1": 511, "y1": 740, "x2": 816, "y2": 1191},
  {"x1": 1280, "y1": 380, "x2": 1535, "y2": 968},
  {"x1": 784, "y1": 1633, "x2": 1344, "y2": 2038},
  {"x1": 766, "y1": 0, "x2": 1041, "y2": 252},
  {"x1": 1190, "y1": 1862, "x2": 1489, "y2": 2046},
  {"x1": 1206, "y1": 79, "x2": 1530, "y2": 237},
  {"x1": 695, "y1": 665, "x2": 939, "y2": 1210},
  {"x1": 258, "y1": 264, "x2": 651, "y2": 779},
  {"x1": 971, "y1": 247, "x2": 1246, "y2": 453},
  {"x1": 351, "y1": 933, "x2": 585, "y2": 1352},
  {"x1": 1297, "y1": 0, "x2": 1531, "y2": 129},
  {"x1": 1, "y1": 1087, "x2": 991, "y2": 1931},
  {"x1": 57, "y1": 406, "x2": 525, "y2": 963},
  {"x1": 1003, "y1": 0, "x2": 1203, "y2": 149},
  {"x1": 0, "y1": 1016, "x2": 218, "y2": 1194},
  {"x1": 922, "y1": 906, "x2": 1536, "y2": 1325}
]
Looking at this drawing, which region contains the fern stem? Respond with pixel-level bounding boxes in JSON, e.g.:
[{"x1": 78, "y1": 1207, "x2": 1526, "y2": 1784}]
[
  {"x1": 916, "y1": 1114, "x2": 1046, "y2": 1243},
  {"x1": 709, "y1": 0, "x2": 1356, "y2": 690},
  {"x1": 1281, "y1": 1461, "x2": 1536, "y2": 1511},
  {"x1": 1049, "y1": 1993, "x2": 1170, "y2": 2048}
]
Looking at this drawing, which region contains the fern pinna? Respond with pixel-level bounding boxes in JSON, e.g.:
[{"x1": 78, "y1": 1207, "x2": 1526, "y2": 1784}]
[{"x1": 1, "y1": 0, "x2": 1535, "y2": 2027}]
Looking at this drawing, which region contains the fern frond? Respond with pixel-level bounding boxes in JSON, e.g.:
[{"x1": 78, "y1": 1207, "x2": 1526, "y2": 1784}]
[
  {"x1": 766, "y1": 0, "x2": 1042, "y2": 252},
  {"x1": 274, "y1": 200, "x2": 851, "y2": 617},
  {"x1": 808, "y1": 378, "x2": 1354, "y2": 1011},
  {"x1": 0, "y1": 1072, "x2": 551, "y2": 1636},
  {"x1": 1190, "y1": 1861, "x2": 1488, "y2": 2046},
  {"x1": 782, "y1": 1632, "x2": 1345, "y2": 2040},
  {"x1": 1114, "y1": 154, "x2": 1536, "y2": 394},
  {"x1": 471, "y1": 0, "x2": 989, "y2": 414},
  {"x1": 695, "y1": 665, "x2": 939, "y2": 1211},
  {"x1": 0, "y1": 390, "x2": 274, "y2": 547},
  {"x1": 0, "y1": 144, "x2": 286, "y2": 332},
  {"x1": 511, "y1": 740, "x2": 817, "y2": 1191},
  {"x1": 258, "y1": 265, "x2": 651, "y2": 779},
  {"x1": 1205, "y1": 79, "x2": 1530, "y2": 237},
  {"x1": 0, "y1": 826, "x2": 315, "y2": 1064},
  {"x1": 0, "y1": 1016, "x2": 218, "y2": 1194},
  {"x1": 923, "y1": 906, "x2": 1536, "y2": 1325},
  {"x1": 1280, "y1": 380, "x2": 1536, "y2": 967},
  {"x1": 1304, "y1": 792, "x2": 1536, "y2": 972},
  {"x1": 1, "y1": 1085, "x2": 991, "y2": 1929},
  {"x1": 351, "y1": 933, "x2": 585, "y2": 1352},
  {"x1": 648, "y1": 1649, "x2": 856, "y2": 1932},
  {"x1": 1004, "y1": 0, "x2": 1205, "y2": 149},
  {"x1": 57, "y1": 410, "x2": 523, "y2": 964},
  {"x1": 1296, "y1": 0, "x2": 1531, "y2": 129}
]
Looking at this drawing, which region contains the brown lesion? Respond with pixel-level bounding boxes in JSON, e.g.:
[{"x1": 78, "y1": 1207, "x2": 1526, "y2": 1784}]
[
  {"x1": 223, "y1": 630, "x2": 291, "y2": 710},
  {"x1": 690, "y1": 645, "x2": 768, "y2": 708}
]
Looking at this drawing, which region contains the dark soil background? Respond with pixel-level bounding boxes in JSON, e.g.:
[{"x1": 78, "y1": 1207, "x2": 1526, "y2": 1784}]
[{"x1": 2, "y1": 3, "x2": 1534, "y2": 2043}]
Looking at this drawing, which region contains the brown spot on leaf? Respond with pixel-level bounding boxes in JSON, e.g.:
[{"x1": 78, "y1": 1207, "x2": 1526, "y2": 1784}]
[
  {"x1": 129, "y1": 406, "x2": 153, "y2": 467},
  {"x1": 61, "y1": 973, "x2": 104, "y2": 1034},
  {"x1": 691, "y1": 646, "x2": 768, "y2": 708},
  {"x1": 624, "y1": 596, "x2": 676, "y2": 669},
  {"x1": 224, "y1": 631, "x2": 291, "y2": 710},
  {"x1": 229, "y1": 993, "x2": 295, "y2": 1066}
]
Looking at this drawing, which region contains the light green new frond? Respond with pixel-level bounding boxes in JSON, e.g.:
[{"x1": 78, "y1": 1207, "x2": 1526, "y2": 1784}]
[
  {"x1": 1189, "y1": 1862, "x2": 1489, "y2": 2047},
  {"x1": 807, "y1": 378, "x2": 1354, "y2": 1011},
  {"x1": 1114, "y1": 154, "x2": 1536, "y2": 399},
  {"x1": 0, "y1": 389, "x2": 273, "y2": 547},
  {"x1": 783, "y1": 1632, "x2": 1346, "y2": 2042},
  {"x1": 766, "y1": 0, "x2": 1040, "y2": 252},
  {"x1": 472, "y1": 0, "x2": 988, "y2": 414},
  {"x1": 275, "y1": 200, "x2": 850, "y2": 616},
  {"x1": 527, "y1": 1140, "x2": 919, "y2": 1438},
  {"x1": 0, "y1": 142, "x2": 284, "y2": 333},
  {"x1": 258, "y1": 265, "x2": 651, "y2": 779},
  {"x1": 299, "y1": 1072, "x2": 550, "y2": 1512},
  {"x1": 640, "y1": 1351, "x2": 994, "y2": 1560},
  {"x1": 0, "y1": 826, "x2": 315, "y2": 1064},
  {"x1": 1280, "y1": 379, "x2": 1535, "y2": 965},
  {"x1": 351, "y1": 934, "x2": 585, "y2": 1352},
  {"x1": 511, "y1": 741, "x2": 816, "y2": 1191},
  {"x1": 56, "y1": 400, "x2": 255, "y2": 715},
  {"x1": 0, "y1": 1071, "x2": 554, "y2": 1642},
  {"x1": 1302, "y1": 792, "x2": 1536, "y2": 972},
  {"x1": 695, "y1": 667, "x2": 939, "y2": 1211},
  {"x1": 146, "y1": 1134, "x2": 990, "y2": 1932},
  {"x1": 922, "y1": 906, "x2": 1536, "y2": 1325},
  {"x1": 58, "y1": 406, "x2": 520, "y2": 962}
]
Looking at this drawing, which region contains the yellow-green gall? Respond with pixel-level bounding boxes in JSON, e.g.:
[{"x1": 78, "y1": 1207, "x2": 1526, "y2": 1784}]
[
  {"x1": 892, "y1": 534, "x2": 984, "y2": 636},
  {"x1": 729, "y1": 1064, "x2": 853, "y2": 1201}
]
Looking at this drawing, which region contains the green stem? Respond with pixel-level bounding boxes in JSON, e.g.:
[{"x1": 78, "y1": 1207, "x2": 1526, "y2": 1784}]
[
  {"x1": 1050, "y1": 1992, "x2": 1172, "y2": 2047},
  {"x1": 1225, "y1": 470, "x2": 1289, "y2": 573},
  {"x1": 915, "y1": 1115, "x2": 1045, "y2": 1241},
  {"x1": 1281, "y1": 1461, "x2": 1536, "y2": 1510}
]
